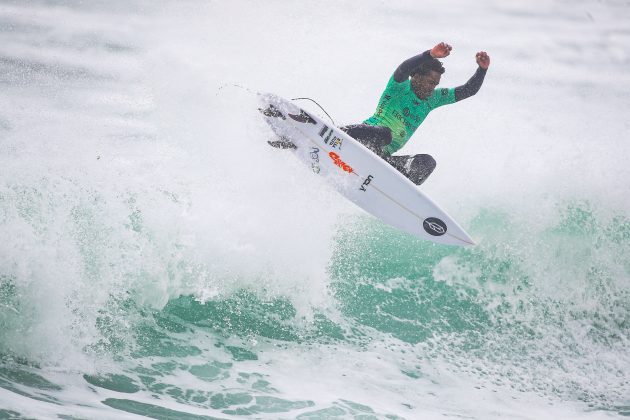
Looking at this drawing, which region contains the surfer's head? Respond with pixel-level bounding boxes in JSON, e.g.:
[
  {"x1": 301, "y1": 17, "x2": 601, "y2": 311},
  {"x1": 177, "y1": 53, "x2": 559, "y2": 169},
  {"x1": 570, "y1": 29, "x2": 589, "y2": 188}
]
[{"x1": 410, "y1": 58, "x2": 445, "y2": 100}]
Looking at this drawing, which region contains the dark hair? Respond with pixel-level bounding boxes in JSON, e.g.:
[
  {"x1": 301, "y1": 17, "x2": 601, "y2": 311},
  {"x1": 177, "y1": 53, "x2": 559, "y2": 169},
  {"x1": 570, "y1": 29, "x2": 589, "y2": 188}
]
[{"x1": 412, "y1": 58, "x2": 445, "y2": 77}]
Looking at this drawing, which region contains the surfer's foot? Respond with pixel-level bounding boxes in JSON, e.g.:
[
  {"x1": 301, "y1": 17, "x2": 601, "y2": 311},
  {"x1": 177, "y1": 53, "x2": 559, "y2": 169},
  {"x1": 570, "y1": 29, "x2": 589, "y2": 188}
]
[
  {"x1": 407, "y1": 154, "x2": 436, "y2": 185},
  {"x1": 385, "y1": 153, "x2": 436, "y2": 186},
  {"x1": 267, "y1": 137, "x2": 297, "y2": 149}
]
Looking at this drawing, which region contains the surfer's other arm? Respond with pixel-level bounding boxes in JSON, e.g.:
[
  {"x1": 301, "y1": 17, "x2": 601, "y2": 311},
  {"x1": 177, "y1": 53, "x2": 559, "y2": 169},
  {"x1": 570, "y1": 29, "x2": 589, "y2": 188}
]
[
  {"x1": 454, "y1": 51, "x2": 490, "y2": 101},
  {"x1": 393, "y1": 42, "x2": 452, "y2": 83}
]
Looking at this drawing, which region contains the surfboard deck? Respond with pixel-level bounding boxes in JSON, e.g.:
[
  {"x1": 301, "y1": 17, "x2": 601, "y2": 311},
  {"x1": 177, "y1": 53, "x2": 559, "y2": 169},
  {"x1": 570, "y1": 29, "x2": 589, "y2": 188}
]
[{"x1": 259, "y1": 93, "x2": 475, "y2": 247}]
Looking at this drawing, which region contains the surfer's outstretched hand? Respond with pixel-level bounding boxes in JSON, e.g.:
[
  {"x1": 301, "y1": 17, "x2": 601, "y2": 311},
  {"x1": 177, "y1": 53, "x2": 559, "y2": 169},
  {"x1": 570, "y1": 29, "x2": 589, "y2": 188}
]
[
  {"x1": 476, "y1": 51, "x2": 490, "y2": 69},
  {"x1": 430, "y1": 42, "x2": 452, "y2": 58}
]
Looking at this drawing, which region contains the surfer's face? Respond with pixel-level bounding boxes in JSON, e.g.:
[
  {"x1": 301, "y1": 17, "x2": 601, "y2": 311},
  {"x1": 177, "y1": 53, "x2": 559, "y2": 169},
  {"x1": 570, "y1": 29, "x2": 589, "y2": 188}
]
[{"x1": 411, "y1": 70, "x2": 441, "y2": 100}]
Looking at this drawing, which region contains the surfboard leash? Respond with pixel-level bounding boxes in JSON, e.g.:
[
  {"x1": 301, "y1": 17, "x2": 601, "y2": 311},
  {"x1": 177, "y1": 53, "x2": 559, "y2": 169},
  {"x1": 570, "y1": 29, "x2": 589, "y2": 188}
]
[
  {"x1": 290, "y1": 97, "x2": 335, "y2": 126},
  {"x1": 215, "y1": 84, "x2": 336, "y2": 126}
]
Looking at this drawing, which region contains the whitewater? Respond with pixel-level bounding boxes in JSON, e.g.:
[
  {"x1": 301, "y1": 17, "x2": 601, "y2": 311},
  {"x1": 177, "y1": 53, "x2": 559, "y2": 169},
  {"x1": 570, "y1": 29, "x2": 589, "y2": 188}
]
[{"x1": 1, "y1": 0, "x2": 629, "y2": 418}]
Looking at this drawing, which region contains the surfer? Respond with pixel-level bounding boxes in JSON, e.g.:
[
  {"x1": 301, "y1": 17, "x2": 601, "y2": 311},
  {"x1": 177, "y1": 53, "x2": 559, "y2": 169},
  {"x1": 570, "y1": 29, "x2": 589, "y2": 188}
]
[{"x1": 342, "y1": 42, "x2": 490, "y2": 185}]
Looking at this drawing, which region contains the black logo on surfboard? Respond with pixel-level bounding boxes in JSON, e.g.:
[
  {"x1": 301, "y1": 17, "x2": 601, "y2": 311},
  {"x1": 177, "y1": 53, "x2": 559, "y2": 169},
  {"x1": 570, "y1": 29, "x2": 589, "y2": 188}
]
[
  {"x1": 288, "y1": 110, "x2": 317, "y2": 124},
  {"x1": 423, "y1": 217, "x2": 447, "y2": 236},
  {"x1": 359, "y1": 175, "x2": 373, "y2": 192}
]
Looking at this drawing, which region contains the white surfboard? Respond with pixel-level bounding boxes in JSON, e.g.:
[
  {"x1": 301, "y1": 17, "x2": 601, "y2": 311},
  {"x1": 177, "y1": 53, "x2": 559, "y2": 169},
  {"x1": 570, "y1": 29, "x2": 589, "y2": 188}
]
[{"x1": 259, "y1": 93, "x2": 475, "y2": 247}]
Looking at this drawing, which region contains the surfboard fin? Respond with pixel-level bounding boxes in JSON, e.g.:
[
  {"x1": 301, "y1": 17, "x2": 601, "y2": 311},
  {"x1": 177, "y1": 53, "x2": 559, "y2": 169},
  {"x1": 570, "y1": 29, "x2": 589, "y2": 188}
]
[
  {"x1": 258, "y1": 105, "x2": 286, "y2": 120},
  {"x1": 267, "y1": 137, "x2": 297, "y2": 149}
]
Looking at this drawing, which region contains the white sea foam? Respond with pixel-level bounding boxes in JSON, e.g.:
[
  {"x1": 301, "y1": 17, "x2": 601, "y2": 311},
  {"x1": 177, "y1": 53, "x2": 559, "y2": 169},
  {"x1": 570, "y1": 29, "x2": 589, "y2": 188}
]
[{"x1": 1, "y1": 0, "x2": 629, "y2": 418}]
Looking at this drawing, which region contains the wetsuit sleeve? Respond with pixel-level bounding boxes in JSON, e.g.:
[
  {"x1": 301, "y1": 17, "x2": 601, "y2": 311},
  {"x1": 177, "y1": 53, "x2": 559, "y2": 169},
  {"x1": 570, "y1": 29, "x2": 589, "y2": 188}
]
[
  {"x1": 393, "y1": 50, "x2": 433, "y2": 83},
  {"x1": 454, "y1": 67, "x2": 487, "y2": 101}
]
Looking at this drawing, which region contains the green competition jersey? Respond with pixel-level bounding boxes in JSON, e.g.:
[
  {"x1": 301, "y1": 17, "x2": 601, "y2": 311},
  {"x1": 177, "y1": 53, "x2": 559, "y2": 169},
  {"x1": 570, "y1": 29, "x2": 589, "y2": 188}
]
[{"x1": 364, "y1": 75, "x2": 456, "y2": 155}]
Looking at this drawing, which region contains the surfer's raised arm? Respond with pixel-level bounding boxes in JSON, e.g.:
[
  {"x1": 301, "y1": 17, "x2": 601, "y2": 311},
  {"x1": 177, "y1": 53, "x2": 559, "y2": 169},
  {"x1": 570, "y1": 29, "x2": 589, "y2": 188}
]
[
  {"x1": 393, "y1": 42, "x2": 452, "y2": 83},
  {"x1": 454, "y1": 51, "x2": 490, "y2": 102},
  {"x1": 334, "y1": 42, "x2": 490, "y2": 186}
]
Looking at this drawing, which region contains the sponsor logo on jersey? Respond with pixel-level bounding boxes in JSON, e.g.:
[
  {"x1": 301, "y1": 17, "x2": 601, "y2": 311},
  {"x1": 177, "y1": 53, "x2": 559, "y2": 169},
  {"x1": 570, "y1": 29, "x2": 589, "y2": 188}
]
[
  {"x1": 401, "y1": 107, "x2": 422, "y2": 123},
  {"x1": 288, "y1": 110, "x2": 317, "y2": 124},
  {"x1": 359, "y1": 175, "x2": 373, "y2": 192},
  {"x1": 423, "y1": 217, "x2": 447, "y2": 236},
  {"x1": 441, "y1": 88, "x2": 449, "y2": 97},
  {"x1": 392, "y1": 110, "x2": 413, "y2": 129},
  {"x1": 329, "y1": 152, "x2": 353, "y2": 174}
]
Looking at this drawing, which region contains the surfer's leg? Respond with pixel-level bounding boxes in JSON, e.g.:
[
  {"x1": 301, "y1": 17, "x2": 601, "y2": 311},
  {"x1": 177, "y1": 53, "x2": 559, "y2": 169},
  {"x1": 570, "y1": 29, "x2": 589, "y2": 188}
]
[
  {"x1": 340, "y1": 124, "x2": 392, "y2": 156},
  {"x1": 385, "y1": 154, "x2": 436, "y2": 185}
]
